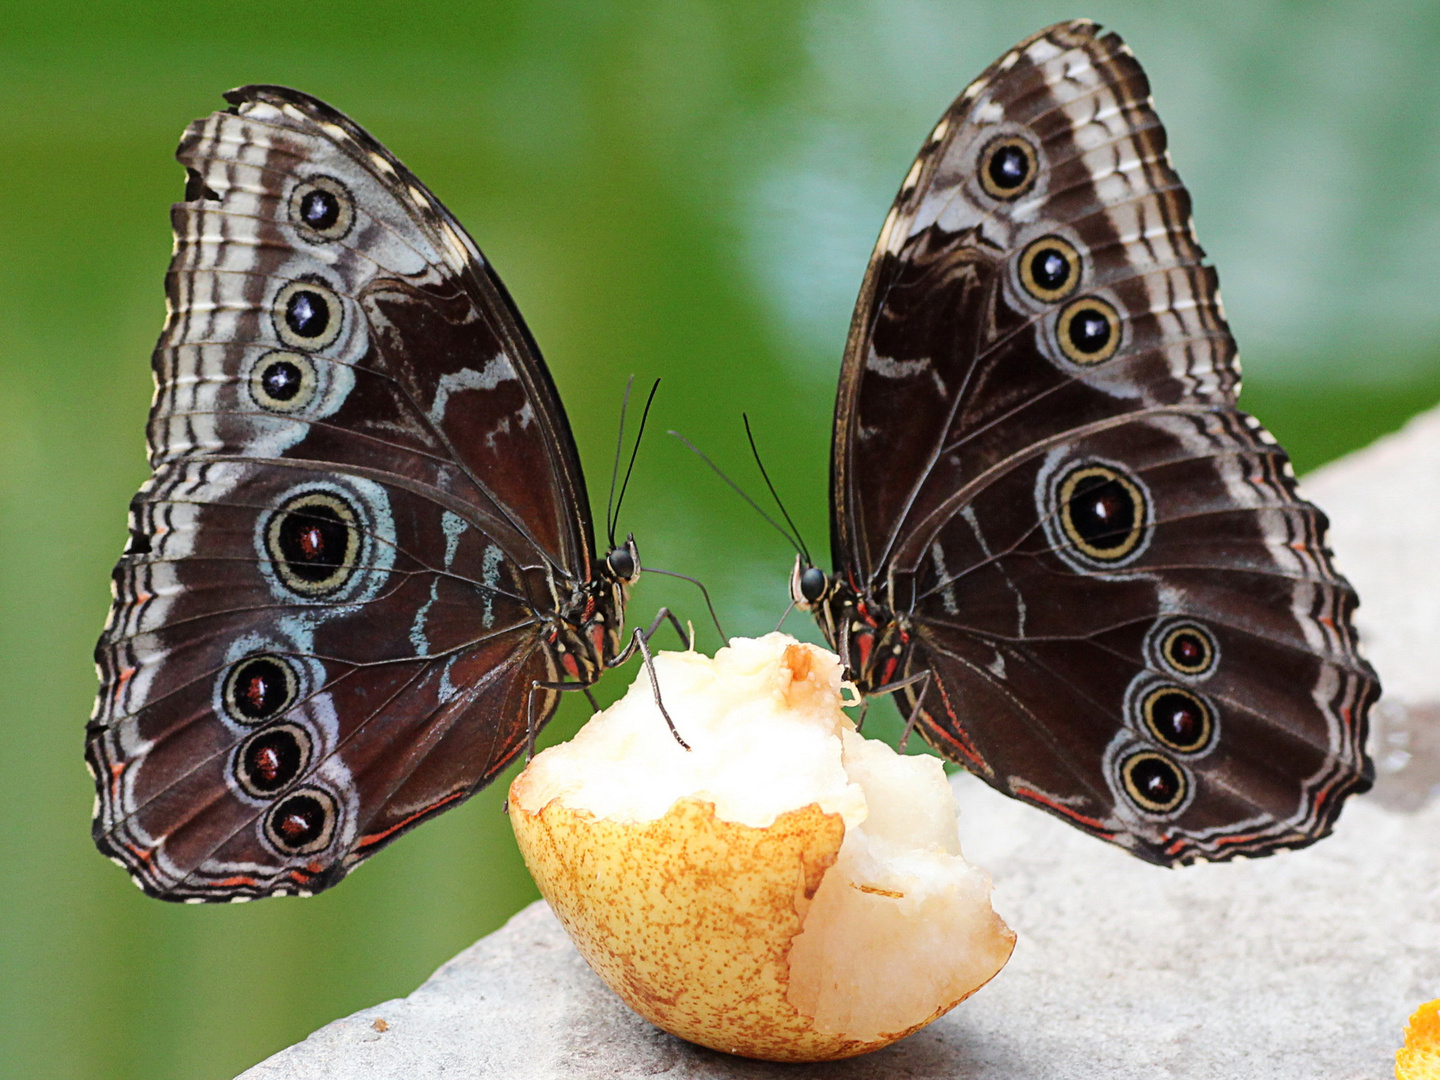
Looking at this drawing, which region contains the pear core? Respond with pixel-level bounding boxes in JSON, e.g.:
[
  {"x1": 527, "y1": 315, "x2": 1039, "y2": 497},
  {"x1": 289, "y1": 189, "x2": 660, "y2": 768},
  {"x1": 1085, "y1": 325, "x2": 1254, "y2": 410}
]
[{"x1": 509, "y1": 633, "x2": 1015, "y2": 1062}]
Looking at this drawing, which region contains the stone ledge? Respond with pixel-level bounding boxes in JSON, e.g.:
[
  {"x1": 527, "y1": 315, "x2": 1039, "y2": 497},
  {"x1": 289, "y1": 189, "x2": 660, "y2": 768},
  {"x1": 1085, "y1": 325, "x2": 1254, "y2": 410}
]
[
  {"x1": 240, "y1": 408, "x2": 1440, "y2": 1079},
  {"x1": 240, "y1": 787, "x2": 1439, "y2": 1080}
]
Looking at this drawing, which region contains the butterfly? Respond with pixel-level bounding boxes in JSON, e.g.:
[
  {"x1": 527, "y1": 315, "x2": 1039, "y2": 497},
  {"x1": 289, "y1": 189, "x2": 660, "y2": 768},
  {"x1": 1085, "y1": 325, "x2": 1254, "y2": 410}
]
[
  {"x1": 789, "y1": 20, "x2": 1378, "y2": 865},
  {"x1": 87, "y1": 86, "x2": 672, "y2": 901}
]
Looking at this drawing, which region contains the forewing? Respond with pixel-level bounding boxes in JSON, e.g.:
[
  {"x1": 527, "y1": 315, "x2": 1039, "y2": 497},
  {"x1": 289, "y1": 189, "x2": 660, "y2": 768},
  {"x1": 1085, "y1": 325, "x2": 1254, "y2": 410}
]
[
  {"x1": 833, "y1": 20, "x2": 1232, "y2": 581},
  {"x1": 155, "y1": 85, "x2": 593, "y2": 569}
]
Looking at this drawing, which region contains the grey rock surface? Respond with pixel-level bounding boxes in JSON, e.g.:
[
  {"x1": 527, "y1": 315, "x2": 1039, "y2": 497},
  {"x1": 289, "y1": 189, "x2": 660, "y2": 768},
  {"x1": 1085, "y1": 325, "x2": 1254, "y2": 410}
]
[
  {"x1": 1308, "y1": 408, "x2": 1440, "y2": 815},
  {"x1": 1306, "y1": 405, "x2": 1440, "y2": 711},
  {"x1": 240, "y1": 415, "x2": 1440, "y2": 1080}
]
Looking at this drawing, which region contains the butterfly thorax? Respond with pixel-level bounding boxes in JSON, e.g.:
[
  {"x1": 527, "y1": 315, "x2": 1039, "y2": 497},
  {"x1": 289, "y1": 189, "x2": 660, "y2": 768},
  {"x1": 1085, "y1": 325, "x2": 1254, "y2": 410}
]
[
  {"x1": 836, "y1": 592, "x2": 917, "y2": 695},
  {"x1": 541, "y1": 575, "x2": 625, "y2": 684}
]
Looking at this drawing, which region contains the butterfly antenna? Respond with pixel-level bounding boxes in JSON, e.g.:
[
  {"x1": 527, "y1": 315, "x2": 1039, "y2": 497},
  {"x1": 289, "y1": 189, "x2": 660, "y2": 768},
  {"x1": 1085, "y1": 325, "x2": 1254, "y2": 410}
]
[
  {"x1": 668, "y1": 430, "x2": 805, "y2": 558},
  {"x1": 604, "y1": 376, "x2": 636, "y2": 550},
  {"x1": 611, "y1": 379, "x2": 660, "y2": 539},
  {"x1": 743, "y1": 414, "x2": 812, "y2": 567}
]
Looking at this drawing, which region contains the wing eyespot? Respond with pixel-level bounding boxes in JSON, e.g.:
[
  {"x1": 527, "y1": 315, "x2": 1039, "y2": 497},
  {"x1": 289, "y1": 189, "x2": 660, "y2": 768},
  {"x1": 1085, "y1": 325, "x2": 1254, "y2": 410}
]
[
  {"x1": 263, "y1": 788, "x2": 338, "y2": 855},
  {"x1": 273, "y1": 280, "x2": 343, "y2": 351},
  {"x1": 264, "y1": 491, "x2": 362, "y2": 597},
  {"x1": 1139, "y1": 686, "x2": 1216, "y2": 755},
  {"x1": 233, "y1": 723, "x2": 313, "y2": 797},
  {"x1": 248, "y1": 351, "x2": 319, "y2": 413},
  {"x1": 1056, "y1": 463, "x2": 1149, "y2": 564},
  {"x1": 1155, "y1": 622, "x2": 1218, "y2": 679},
  {"x1": 288, "y1": 175, "x2": 355, "y2": 242},
  {"x1": 1119, "y1": 750, "x2": 1189, "y2": 814},
  {"x1": 1056, "y1": 296, "x2": 1121, "y2": 364},
  {"x1": 222, "y1": 655, "x2": 301, "y2": 725},
  {"x1": 979, "y1": 135, "x2": 1039, "y2": 199},
  {"x1": 1019, "y1": 235, "x2": 1081, "y2": 302}
]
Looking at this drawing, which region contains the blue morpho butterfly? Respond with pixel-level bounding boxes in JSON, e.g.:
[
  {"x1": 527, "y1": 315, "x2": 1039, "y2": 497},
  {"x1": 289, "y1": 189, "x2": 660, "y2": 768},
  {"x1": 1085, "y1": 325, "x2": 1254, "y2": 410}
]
[
  {"x1": 698, "y1": 20, "x2": 1376, "y2": 866},
  {"x1": 87, "y1": 86, "x2": 711, "y2": 901}
]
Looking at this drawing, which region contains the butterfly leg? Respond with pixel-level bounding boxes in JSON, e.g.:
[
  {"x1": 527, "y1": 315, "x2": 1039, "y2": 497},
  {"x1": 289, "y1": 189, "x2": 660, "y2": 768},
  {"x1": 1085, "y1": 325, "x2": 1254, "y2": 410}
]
[
  {"x1": 612, "y1": 606, "x2": 689, "y2": 657},
  {"x1": 524, "y1": 681, "x2": 544, "y2": 763},
  {"x1": 632, "y1": 627, "x2": 690, "y2": 751},
  {"x1": 865, "y1": 669, "x2": 933, "y2": 752},
  {"x1": 639, "y1": 567, "x2": 728, "y2": 642},
  {"x1": 525, "y1": 678, "x2": 604, "y2": 762},
  {"x1": 606, "y1": 608, "x2": 691, "y2": 748},
  {"x1": 851, "y1": 696, "x2": 870, "y2": 733},
  {"x1": 648, "y1": 606, "x2": 691, "y2": 649}
]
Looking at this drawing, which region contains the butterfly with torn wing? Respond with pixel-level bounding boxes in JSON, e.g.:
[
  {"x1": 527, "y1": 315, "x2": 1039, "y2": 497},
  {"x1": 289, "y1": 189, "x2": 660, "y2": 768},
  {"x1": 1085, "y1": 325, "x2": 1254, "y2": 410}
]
[
  {"x1": 789, "y1": 20, "x2": 1378, "y2": 865},
  {"x1": 87, "y1": 86, "x2": 681, "y2": 901}
]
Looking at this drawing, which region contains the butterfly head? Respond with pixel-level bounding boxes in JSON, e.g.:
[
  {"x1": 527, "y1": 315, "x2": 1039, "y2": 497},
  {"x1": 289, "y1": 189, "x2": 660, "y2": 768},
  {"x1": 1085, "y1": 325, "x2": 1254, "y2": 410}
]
[
  {"x1": 604, "y1": 533, "x2": 641, "y2": 588},
  {"x1": 790, "y1": 555, "x2": 831, "y2": 612}
]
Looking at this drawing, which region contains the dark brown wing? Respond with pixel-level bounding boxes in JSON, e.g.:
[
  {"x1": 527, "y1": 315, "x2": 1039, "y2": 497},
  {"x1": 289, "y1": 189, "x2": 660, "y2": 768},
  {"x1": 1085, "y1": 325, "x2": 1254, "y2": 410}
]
[
  {"x1": 830, "y1": 20, "x2": 1376, "y2": 863},
  {"x1": 89, "y1": 87, "x2": 589, "y2": 900},
  {"x1": 897, "y1": 408, "x2": 1374, "y2": 863}
]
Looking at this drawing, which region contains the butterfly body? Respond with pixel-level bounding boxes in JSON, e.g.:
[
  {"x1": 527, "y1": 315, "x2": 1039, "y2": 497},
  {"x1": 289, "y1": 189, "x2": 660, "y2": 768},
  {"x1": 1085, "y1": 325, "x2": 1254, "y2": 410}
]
[
  {"x1": 798, "y1": 20, "x2": 1377, "y2": 865},
  {"x1": 88, "y1": 86, "x2": 650, "y2": 901},
  {"x1": 542, "y1": 539, "x2": 641, "y2": 685}
]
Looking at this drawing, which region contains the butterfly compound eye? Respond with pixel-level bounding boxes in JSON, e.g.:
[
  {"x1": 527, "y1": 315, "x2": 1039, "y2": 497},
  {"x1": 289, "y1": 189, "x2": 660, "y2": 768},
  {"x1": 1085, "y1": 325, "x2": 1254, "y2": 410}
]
[
  {"x1": 606, "y1": 545, "x2": 636, "y2": 582},
  {"x1": 979, "y1": 135, "x2": 1039, "y2": 200},
  {"x1": 799, "y1": 566, "x2": 828, "y2": 604}
]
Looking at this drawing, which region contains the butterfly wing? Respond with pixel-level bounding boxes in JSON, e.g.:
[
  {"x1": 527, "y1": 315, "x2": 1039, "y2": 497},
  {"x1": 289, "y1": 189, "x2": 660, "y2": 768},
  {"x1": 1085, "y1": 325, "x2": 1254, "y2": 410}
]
[
  {"x1": 830, "y1": 21, "x2": 1376, "y2": 863},
  {"x1": 89, "y1": 87, "x2": 593, "y2": 899}
]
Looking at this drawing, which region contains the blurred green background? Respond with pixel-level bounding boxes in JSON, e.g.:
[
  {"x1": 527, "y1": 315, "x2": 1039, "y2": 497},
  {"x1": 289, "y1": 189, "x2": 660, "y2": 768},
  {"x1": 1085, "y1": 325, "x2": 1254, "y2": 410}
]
[{"x1": 3, "y1": 1, "x2": 1438, "y2": 1076}]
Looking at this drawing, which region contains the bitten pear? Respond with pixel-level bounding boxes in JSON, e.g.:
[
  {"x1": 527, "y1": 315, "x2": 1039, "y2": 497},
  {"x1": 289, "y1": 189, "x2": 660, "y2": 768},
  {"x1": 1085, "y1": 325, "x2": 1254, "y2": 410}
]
[{"x1": 509, "y1": 634, "x2": 1014, "y2": 1062}]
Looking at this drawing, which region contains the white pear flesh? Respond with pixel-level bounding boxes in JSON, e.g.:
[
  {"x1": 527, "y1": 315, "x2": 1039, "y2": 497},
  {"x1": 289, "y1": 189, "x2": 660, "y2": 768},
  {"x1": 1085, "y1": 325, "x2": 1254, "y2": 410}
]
[{"x1": 509, "y1": 633, "x2": 1015, "y2": 1062}]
